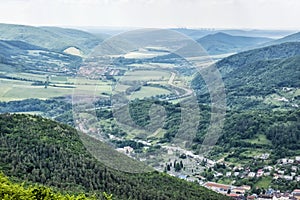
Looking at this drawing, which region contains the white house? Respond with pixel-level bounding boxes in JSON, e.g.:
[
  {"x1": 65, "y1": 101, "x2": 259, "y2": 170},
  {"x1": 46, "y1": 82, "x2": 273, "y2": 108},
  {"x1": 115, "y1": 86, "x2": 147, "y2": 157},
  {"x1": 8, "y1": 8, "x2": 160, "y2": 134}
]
[
  {"x1": 283, "y1": 175, "x2": 293, "y2": 181},
  {"x1": 226, "y1": 172, "x2": 232, "y2": 177},
  {"x1": 248, "y1": 172, "x2": 256, "y2": 178}
]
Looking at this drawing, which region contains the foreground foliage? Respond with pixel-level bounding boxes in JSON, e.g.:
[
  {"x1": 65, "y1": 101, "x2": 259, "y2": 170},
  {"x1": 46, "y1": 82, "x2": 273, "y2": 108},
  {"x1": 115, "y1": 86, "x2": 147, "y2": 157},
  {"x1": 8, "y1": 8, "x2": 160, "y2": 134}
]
[
  {"x1": 0, "y1": 172, "x2": 96, "y2": 200},
  {"x1": 0, "y1": 113, "x2": 230, "y2": 200}
]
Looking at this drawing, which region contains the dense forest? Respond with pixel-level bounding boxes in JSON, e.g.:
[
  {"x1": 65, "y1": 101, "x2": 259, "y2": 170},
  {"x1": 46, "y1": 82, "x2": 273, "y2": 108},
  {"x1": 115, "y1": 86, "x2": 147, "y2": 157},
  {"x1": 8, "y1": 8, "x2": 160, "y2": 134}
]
[{"x1": 0, "y1": 113, "x2": 231, "y2": 200}]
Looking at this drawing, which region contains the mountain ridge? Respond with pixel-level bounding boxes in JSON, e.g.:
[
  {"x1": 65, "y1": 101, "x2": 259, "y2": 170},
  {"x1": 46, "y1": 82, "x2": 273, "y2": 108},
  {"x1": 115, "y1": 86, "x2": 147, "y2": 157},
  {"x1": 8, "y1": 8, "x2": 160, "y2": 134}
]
[{"x1": 197, "y1": 32, "x2": 273, "y2": 54}]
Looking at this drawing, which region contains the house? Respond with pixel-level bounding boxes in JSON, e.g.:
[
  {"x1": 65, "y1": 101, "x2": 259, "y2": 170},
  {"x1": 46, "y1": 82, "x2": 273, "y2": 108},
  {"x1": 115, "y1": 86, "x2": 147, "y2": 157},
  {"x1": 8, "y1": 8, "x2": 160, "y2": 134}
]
[
  {"x1": 257, "y1": 169, "x2": 264, "y2": 177},
  {"x1": 260, "y1": 153, "x2": 270, "y2": 160},
  {"x1": 178, "y1": 174, "x2": 187, "y2": 180},
  {"x1": 195, "y1": 175, "x2": 206, "y2": 180},
  {"x1": 296, "y1": 176, "x2": 300, "y2": 182},
  {"x1": 272, "y1": 192, "x2": 290, "y2": 200},
  {"x1": 234, "y1": 172, "x2": 240, "y2": 177},
  {"x1": 281, "y1": 159, "x2": 288, "y2": 164},
  {"x1": 273, "y1": 173, "x2": 279, "y2": 180},
  {"x1": 226, "y1": 172, "x2": 232, "y2": 177},
  {"x1": 204, "y1": 182, "x2": 231, "y2": 194},
  {"x1": 241, "y1": 185, "x2": 252, "y2": 191},
  {"x1": 264, "y1": 166, "x2": 274, "y2": 171},
  {"x1": 257, "y1": 194, "x2": 273, "y2": 199},
  {"x1": 292, "y1": 166, "x2": 298, "y2": 172},
  {"x1": 248, "y1": 172, "x2": 256, "y2": 178},
  {"x1": 116, "y1": 146, "x2": 134, "y2": 154},
  {"x1": 207, "y1": 159, "x2": 216, "y2": 167},
  {"x1": 292, "y1": 189, "x2": 300, "y2": 195},
  {"x1": 283, "y1": 175, "x2": 293, "y2": 181},
  {"x1": 247, "y1": 195, "x2": 256, "y2": 200},
  {"x1": 226, "y1": 193, "x2": 243, "y2": 199},
  {"x1": 214, "y1": 172, "x2": 223, "y2": 177},
  {"x1": 295, "y1": 156, "x2": 300, "y2": 163},
  {"x1": 288, "y1": 159, "x2": 295, "y2": 164},
  {"x1": 278, "y1": 170, "x2": 285, "y2": 175},
  {"x1": 264, "y1": 172, "x2": 271, "y2": 176}
]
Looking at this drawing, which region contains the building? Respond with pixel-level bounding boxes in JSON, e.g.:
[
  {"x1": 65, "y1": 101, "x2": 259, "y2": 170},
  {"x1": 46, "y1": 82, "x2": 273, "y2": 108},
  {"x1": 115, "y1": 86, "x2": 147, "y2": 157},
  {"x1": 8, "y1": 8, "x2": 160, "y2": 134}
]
[
  {"x1": 257, "y1": 194, "x2": 273, "y2": 199},
  {"x1": 248, "y1": 172, "x2": 256, "y2": 178},
  {"x1": 234, "y1": 172, "x2": 240, "y2": 177},
  {"x1": 204, "y1": 182, "x2": 231, "y2": 194},
  {"x1": 292, "y1": 166, "x2": 298, "y2": 172},
  {"x1": 226, "y1": 172, "x2": 232, "y2": 177},
  {"x1": 292, "y1": 189, "x2": 300, "y2": 196},
  {"x1": 257, "y1": 169, "x2": 264, "y2": 177},
  {"x1": 283, "y1": 175, "x2": 293, "y2": 181}
]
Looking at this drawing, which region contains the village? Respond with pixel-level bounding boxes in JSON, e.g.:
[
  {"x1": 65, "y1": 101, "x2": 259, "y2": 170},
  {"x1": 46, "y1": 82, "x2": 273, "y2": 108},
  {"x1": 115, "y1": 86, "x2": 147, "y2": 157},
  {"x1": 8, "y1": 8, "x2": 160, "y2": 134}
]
[{"x1": 117, "y1": 145, "x2": 300, "y2": 200}]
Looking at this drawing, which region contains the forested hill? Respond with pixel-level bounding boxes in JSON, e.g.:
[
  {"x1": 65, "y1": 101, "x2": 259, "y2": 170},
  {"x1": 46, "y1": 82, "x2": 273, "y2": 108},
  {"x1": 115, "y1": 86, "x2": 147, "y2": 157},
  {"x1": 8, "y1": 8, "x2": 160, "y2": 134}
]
[
  {"x1": 197, "y1": 32, "x2": 272, "y2": 54},
  {"x1": 192, "y1": 42, "x2": 300, "y2": 109},
  {"x1": 262, "y1": 31, "x2": 300, "y2": 47},
  {"x1": 0, "y1": 113, "x2": 231, "y2": 200},
  {"x1": 0, "y1": 39, "x2": 82, "y2": 74},
  {"x1": 0, "y1": 23, "x2": 104, "y2": 54}
]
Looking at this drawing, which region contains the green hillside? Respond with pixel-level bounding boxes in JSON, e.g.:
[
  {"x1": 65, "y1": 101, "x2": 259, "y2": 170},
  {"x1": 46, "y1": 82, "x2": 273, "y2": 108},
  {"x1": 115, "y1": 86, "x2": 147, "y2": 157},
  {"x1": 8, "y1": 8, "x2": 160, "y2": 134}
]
[
  {"x1": 192, "y1": 42, "x2": 300, "y2": 109},
  {"x1": 0, "y1": 23, "x2": 103, "y2": 54},
  {"x1": 197, "y1": 32, "x2": 272, "y2": 54},
  {"x1": 0, "y1": 172, "x2": 97, "y2": 200},
  {"x1": 0, "y1": 113, "x2": 230, "y2": 200},
  {"x1": 0, "y1": 39, "x2": 82, "y2": 75}
]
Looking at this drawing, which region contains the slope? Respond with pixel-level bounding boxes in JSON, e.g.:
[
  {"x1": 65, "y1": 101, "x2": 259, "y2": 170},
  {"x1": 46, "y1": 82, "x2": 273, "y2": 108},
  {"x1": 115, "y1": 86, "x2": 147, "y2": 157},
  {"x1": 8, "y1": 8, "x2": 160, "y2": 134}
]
[
  {"x1": 262, "y1": 31, "x2": 300, "y2": 46},
  {"x1": 0, "y1": 23, "x2": 103, "y2": 54},
  {"x1": 0, "y1": 113, "x2": 230, "y2": 200},
  {"x1": 0, "y1": 39, "x2": 81, "y2": 74},
  {"x1": 192, "y1": 42, "x2": 300, "y2": 109},
  {"x1": 197, "y1": 32, "x2": 273, "y2": 55}
]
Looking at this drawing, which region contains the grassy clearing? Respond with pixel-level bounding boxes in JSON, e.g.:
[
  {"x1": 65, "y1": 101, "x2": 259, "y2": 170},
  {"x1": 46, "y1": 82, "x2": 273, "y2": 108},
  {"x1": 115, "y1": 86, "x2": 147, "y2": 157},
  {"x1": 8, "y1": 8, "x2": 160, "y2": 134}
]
[
  {"x1": 255, "y1": 176, "x2": 272, "y2": 189},
  {"x1": 245, "y1": 134, "x2": 272, "y2": 145},
  {"x1": 217, "y1": 177, "x2": 234, "y2": 185}
]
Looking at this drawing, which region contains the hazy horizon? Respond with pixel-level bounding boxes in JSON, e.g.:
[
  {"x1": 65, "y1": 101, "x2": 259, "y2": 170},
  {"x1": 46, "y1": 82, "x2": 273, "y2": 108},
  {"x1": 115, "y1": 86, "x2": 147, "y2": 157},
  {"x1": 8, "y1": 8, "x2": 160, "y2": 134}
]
[{"x1": 0, "y1": 0, "x2": 300, "y2": 30}]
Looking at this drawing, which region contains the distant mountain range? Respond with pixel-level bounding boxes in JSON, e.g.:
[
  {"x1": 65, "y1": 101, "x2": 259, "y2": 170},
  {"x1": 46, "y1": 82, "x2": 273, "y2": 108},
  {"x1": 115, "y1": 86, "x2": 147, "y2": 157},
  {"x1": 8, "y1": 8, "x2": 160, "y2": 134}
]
[
  {"x1": 0, "y1": 23, "x2": 105, "y2": 54},
  {"x1": 172, "y1": 28, "x2": 296, "y2": 40},
  {"x1": 197, "y1": 32, "x2": 273, "y2": 54},
  {"x1": 261, "y1": 31, "x2": 300, "y2": 47}
]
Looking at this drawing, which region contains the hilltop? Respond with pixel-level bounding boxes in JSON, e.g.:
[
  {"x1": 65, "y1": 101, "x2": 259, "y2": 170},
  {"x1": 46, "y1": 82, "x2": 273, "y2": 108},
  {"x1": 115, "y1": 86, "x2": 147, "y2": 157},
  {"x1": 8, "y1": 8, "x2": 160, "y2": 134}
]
[
  {"x1": 0, "y1": 23, "x2": 105, "y2": 54},
  {"x1": 197, "y1": 32, "x2": 273, "y2": 54},
  {"x1": 262, "y1": 31, "x2": 300, "y2": 46}
]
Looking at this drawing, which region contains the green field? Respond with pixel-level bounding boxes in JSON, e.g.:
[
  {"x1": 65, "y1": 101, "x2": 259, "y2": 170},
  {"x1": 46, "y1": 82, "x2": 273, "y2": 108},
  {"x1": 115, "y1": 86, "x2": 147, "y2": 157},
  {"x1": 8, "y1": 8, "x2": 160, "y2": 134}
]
[
  {"x1": 122, "y1": 70, "x2": 171, "y2": 81},
  {"x1": 0, "y1": 76, "x2": 112, "y2": 101},
  {"x1": 130, "y1": 86, "x2": 171, "y2": 99},
  {"x1": 255, "y1": 176, "x2": 273, "y2": 189}
]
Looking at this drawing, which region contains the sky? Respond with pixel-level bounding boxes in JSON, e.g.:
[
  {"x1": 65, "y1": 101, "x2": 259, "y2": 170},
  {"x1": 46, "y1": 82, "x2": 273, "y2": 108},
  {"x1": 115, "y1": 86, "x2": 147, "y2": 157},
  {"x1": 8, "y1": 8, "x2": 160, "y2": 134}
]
[{"x1": 0, "y1": 0, "x2": 299, "y2": 29}]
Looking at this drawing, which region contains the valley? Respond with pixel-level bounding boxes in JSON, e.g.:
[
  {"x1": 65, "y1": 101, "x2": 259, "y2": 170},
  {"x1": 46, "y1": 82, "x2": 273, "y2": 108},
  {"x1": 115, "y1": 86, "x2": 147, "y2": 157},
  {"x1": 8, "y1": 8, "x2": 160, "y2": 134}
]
[{"x1": 0, "y1": 22, "x2": 299, "y2": 200}]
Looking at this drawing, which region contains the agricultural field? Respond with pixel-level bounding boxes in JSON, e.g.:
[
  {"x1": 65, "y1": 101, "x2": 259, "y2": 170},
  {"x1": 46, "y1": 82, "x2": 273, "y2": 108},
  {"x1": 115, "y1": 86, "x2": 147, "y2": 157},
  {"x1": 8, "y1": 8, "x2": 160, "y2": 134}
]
[
  {"x1": 129, "y1": 86, "x2": 171, "y2": 99},
  {"x1": 0, "y1": 73, "x2": 112, "y2": 101}
]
